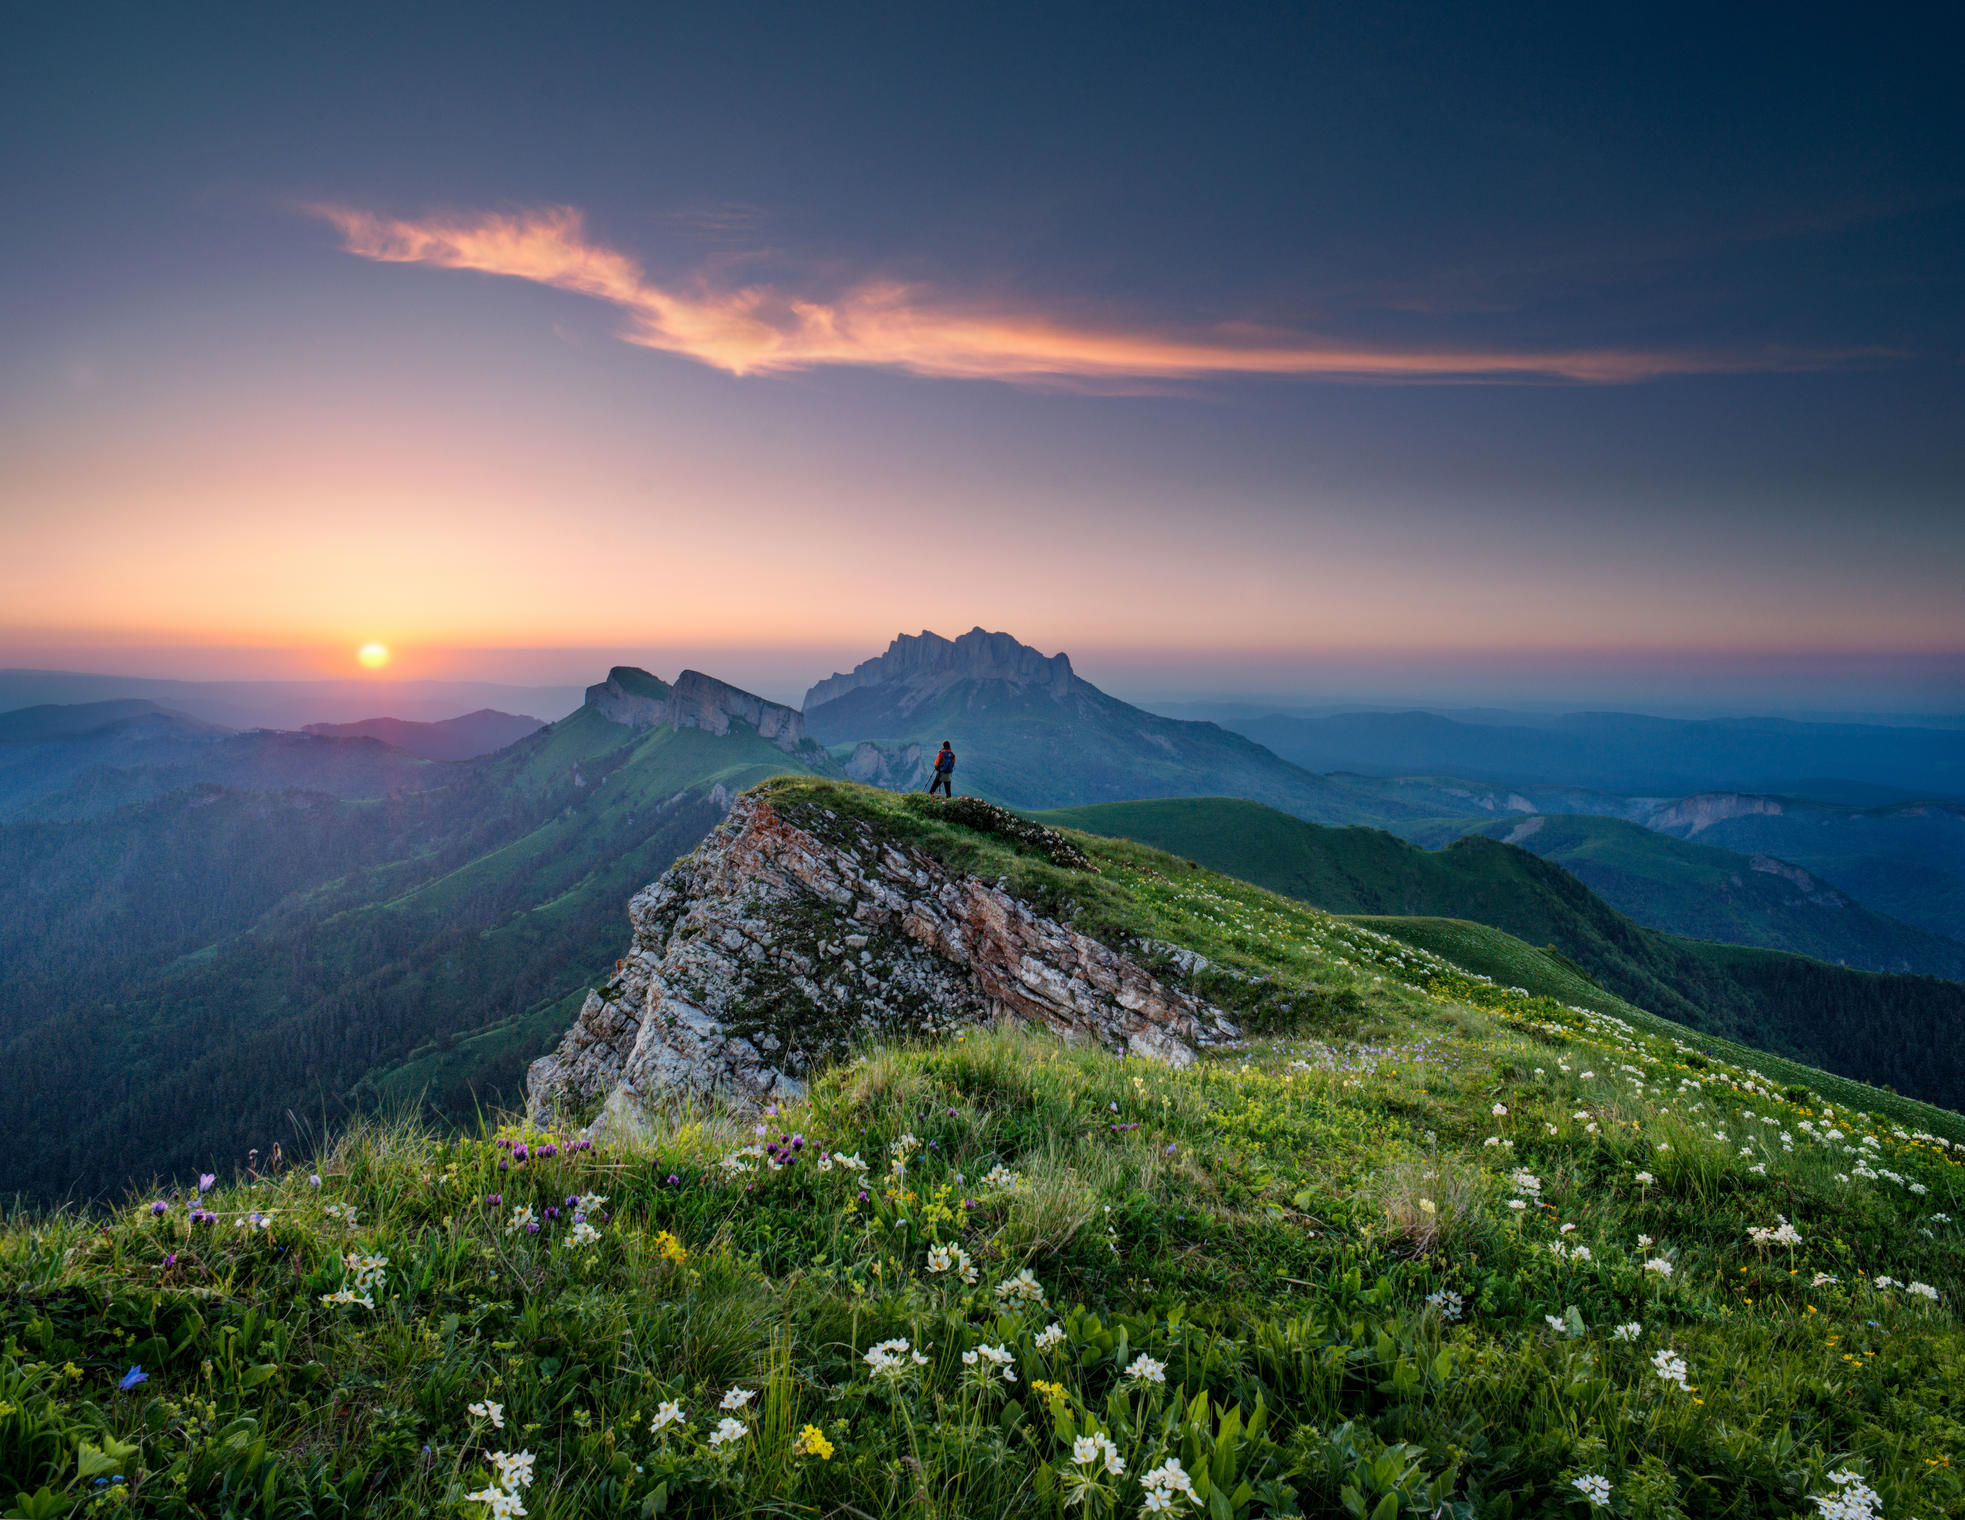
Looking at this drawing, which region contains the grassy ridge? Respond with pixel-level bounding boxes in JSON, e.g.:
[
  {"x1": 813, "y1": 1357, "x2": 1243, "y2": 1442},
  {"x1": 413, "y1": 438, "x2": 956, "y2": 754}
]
[
  {"x1": 3, "y1": 779, "x2": 1959, "y2": 1518},
  {"x1": 1036, "y1": 797, "x2": 1965, "y2": 1115}
]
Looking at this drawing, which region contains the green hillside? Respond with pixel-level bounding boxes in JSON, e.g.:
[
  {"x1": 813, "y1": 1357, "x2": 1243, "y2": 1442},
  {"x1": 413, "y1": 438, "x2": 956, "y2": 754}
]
[
  {"x1": 4, "y1": 779, "x2": 1959, "y2": 1520},
  {"x1": 1036, "y1": 797, "x2": 1965, "y2": 1113},
  {"x1": 0, "y1": 701, "x2": 829, "y2": 1205},
  {"x1": 1457, "y1": 812, "x2": 1965, "y2": 979}
]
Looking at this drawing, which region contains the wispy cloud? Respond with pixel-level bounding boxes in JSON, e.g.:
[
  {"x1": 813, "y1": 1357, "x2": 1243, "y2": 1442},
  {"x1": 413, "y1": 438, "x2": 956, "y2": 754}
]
[{"x1": 309, "y1": 203, "x2": 1857, "y2": 387}]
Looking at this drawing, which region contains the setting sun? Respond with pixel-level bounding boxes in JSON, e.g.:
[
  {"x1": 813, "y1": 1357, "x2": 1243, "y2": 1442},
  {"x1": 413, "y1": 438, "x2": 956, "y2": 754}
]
[{"x1": 356, "y1": 642, "x2": 391, "y2": 670}]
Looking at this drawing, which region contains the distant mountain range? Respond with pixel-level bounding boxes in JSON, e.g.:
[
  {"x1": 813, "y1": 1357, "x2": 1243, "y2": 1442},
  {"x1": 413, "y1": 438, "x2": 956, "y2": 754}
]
[
  {"x1": 1226, "y1": 708, "x2": 1965, "y2": 802},
  {"x1": 1037, "y1": 796, "x2": 1965, "y2": 1109},
  {"x1": 0, "y1": 699, "x2": 438, "y2": 822},
  {"x1": 803, "y1": 627, "x2": 1422, "y2": 826},
  {"x1": 303, "y1": 708, "x2": 546, "y2": 761},
  {"x1": 3, "y1": 632, "x2": 1961, "y2": 1201},
  {"x1": 0, "y1": 668, "x2": 831, "y2": 1203}
]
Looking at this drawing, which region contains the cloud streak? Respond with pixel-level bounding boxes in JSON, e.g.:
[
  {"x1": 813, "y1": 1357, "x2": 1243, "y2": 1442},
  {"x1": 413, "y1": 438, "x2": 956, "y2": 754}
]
[{"x1": 311, "y1": 203, "x2": 1851, "y2": 387}]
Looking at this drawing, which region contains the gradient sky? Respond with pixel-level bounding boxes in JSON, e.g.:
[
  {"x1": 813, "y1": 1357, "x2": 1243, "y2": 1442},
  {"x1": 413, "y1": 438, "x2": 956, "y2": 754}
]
[{"x1": 3, "y1": 4, "x2": 1962, "y2": 712}]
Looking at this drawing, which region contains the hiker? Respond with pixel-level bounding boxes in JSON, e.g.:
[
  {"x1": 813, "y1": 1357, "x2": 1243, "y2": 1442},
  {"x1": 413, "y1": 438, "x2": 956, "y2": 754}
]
[{"x1": 928, "y1": 739, "x2": 956, "y2": 797}]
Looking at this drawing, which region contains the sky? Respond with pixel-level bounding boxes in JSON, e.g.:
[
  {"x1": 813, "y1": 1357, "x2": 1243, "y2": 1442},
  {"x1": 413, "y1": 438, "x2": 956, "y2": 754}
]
[{"x1": 3, "y1": 3, "x2": 1962, "y2": 714}]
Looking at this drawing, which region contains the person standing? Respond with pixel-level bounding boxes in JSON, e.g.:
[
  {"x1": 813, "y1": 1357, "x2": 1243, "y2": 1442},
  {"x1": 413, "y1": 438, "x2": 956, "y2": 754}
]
[{"x1": 928, "y1": 740, "x2": 956, "y2": 797}]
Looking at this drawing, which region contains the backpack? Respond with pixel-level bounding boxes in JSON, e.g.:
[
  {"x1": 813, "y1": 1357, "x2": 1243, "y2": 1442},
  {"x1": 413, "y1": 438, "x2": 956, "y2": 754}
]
[{"x1": 936, "y1": 748, "x2": 955, "y2": 772}]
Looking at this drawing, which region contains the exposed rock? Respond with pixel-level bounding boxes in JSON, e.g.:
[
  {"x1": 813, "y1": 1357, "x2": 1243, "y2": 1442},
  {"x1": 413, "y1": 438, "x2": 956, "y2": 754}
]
[
  {"x1": 527, "y1": 791, "x2": 1239, "y2": 1140},
  {"x1": 803, "y1": 626, "x2": 1078, "y2": 713},
  {"x1": 1645, "y1": 791, "x2": 1784, "y2": 835},
  {"x1": 584, "y1": 666, "x2": 814, "y2": 756}
]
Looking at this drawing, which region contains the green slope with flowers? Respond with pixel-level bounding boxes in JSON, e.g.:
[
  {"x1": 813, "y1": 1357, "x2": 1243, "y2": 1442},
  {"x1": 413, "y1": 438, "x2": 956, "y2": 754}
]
[{"x1": 2, "y1": 779, "x2": 1960, "y2": 1520}]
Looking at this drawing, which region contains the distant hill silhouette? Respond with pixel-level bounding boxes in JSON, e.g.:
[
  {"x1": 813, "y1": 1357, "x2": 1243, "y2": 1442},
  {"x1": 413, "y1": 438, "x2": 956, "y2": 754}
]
[
  {"x1": 1227, "y1": 708, "x2": 1965, "y2": 802},
  {"x1": 803, "y1": 627, "x2": 1421, "y2": 826},
  {"x1": 303, "y1": 708, "x2": 546, "y2": 761}
]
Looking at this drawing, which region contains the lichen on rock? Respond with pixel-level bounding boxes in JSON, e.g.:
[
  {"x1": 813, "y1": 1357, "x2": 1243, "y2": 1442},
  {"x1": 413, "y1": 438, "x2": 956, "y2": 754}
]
[{"x1": 526, "y1": 790, "x2": 1239, "y2": 1141}]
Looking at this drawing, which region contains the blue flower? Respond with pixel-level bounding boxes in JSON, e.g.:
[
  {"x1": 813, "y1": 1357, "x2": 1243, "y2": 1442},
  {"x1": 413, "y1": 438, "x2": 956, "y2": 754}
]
[{"x1": 119, "y1": 1366, "x2": 148, "y2": 1390}]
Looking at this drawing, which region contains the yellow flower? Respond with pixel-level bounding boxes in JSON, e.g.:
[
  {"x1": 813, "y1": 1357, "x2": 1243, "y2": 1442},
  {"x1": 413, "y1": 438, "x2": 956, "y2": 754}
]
[
  {"x1": 793, "y1": 1424, "x2": 834, "y2": 1460},
  {"x1": 653, "y1": 1230, "x2": 688, "y2": 1266},
  {"x1": 1030, "y1": 1379, "x2": 1069, "y2": 1402}
]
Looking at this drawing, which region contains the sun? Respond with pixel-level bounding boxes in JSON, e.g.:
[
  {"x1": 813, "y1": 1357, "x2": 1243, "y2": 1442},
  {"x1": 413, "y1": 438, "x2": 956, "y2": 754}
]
[{"x1": 356, "y1": 642, "x2": 391, "y2": 670}]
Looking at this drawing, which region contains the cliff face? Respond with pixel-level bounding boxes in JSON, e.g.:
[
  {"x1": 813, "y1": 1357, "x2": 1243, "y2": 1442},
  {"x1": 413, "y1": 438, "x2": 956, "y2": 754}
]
[
  {"x1": 802, "y1": 627, "x2": 1078, "y2": 714},
  {"x1": 585, "y1": 666, "x2": 812, "y2": 755},
  {"x1": 526, "y1": 792, "x2": 1239, "y2": 1139}
]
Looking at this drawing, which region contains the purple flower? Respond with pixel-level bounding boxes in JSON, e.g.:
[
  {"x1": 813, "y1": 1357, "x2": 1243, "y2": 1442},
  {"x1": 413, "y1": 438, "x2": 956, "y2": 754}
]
[
  {"x1": 513, "y1": 1143, "x2": 528, "y2": 1162},
  {"x1": 540, "y1": 1144, "x2": 558, "y2": 1158},
  {"x1": 667, "y1": 1174, "x2": 680, "y2": 1186},
  {"x1": 150, "y1": 1200, "x2": 168, "y2": 1216},
  {"x1": 486, "y1": 1193, "x2": 503, "y2": 1206},
  {"x1": 498, "y1": 1159, "x2": 509, "y2": 1172},
  {"x1": 527, "y1": 1222, "x2": 540, "y2": 1234},
  {"x1": 119, "y1": 1366, "x2": 147, "y2": 1391},
  {"x1": 308, "y1": 1174, "x2": 321, "y2": 1188},
  {"x1": 565, "y1": 1195, "x2": 579, "y2": 1207},
  {"x1": 198, "y1": 1173, "x2": 216, "y2": 1193},
  {"x1": 162, "y1": 1253, "x2": 177, "y2": 1269}
]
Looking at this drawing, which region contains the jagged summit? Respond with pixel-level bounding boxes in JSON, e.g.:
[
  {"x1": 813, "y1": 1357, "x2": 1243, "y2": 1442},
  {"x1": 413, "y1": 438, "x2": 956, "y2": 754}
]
[
  {"x1": 802, "y1": 627, "x2": 1078, "y2": 714},
  {"x1": 585, "y1": 666, "x2": 811, "y2": 755}
]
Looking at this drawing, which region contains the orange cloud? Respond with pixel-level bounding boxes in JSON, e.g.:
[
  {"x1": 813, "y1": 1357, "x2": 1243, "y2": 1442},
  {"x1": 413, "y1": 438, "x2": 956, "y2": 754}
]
[{"x1": 310, "y1": 203, "x2": 1848, "y2": 386}]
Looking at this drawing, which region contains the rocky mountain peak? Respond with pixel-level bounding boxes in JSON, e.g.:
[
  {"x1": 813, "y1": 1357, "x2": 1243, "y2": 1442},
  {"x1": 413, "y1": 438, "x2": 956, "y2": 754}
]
[
  {"x1": 585, "y1": 666, "x2": 809, "y2": 754},
  {"x1": 802, "y1": 627, "x2": 1077, "y2": 713},
  {"x1": 526, "y1": 790, "x2": 1237, "y2": 1138}
]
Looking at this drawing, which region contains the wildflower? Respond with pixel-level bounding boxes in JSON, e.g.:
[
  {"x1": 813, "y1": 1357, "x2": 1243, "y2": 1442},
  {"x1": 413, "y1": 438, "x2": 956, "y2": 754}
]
[
  {"x1": 149, "y1": 1200, "x2": 167, "y2": 1216},
  {"x1": 994, "y1": 1268, "x2": 1048, "y2": 1308},
  {"x1": 963, "y1": 1343, "x2": 1018, "y2": 1383},
  {"x1": 308, "y1": 1174, "x2": 322, "y2": 1188},
  {"x1": 1506, "y1": 1198, "x2": 1527, "y2": 1211},
  {"x1": 1811, "y1": 1272, "x2": 1839, "y2": 1287},
  {"x1": 649, "y1": 1400, "x2": 685, "y2": 1433},
  {"x1": 1907, "y1": 1281, "x2": 1940, "y2": 1301},
  {"x1": 505, "y1": 1205, "x2": 536, "y2": 1235},
  {"x1": 1636, "y1": 1234, "x2": 1654, "y2": 1248},
  {"x1": 489, "y1": 1452, "x2": 535, "y2": 1491},
  {"x1": 720, "y1": 1387, "x2": 756, "y2": 1411},
  {"x1": 979, "y1": 1163, "x2": 1021, "y2": 1190},
  {"x1": 1572, "y1": 1473, "x2": 1612, "y2": 1507},
  {"x1": 1424, "y1": 1289, "x2": 1464, "y2": 1321},
  {"x1": 1651, "y1": 1347, "x2": 1692, "y2": 1392},
  {"x1": 198, "y1": 1173, "x2": 216, "y2": 1192},
  {"x1": 118, "y1": 1366, "x2": 147, "y2": 1391},
  {"x1": 1142, "y1": 1456, "x2": 1202, "y2": 1510},
  {"x1": 831, "y1": 1151, "x2": 869, "y2": 1172},
  {"x1": 1071, "y1": 1432, "x2": 1126, "y2": 1475},
  {"x1": 469, "y1": 1400, "x2": 506, "y2": 1430},
  {"x1": 792, "y1": 1423, "x2": 834, "y2": 1460},
  {"x1": 1810, "y1": 1469, "x2": 1882, "y2": 1520},
  {"x1": 863, "y1": 1338, "x2": 928, "y2": 1379},
  {"x1": 708, "y1": 1417, "x2": 748, "y2": 1449},
  {"x1": 1492, "y1": 1103, "x2": 1509, "y2": 1117},
  {"x1": 1644, "y1": 1258, "x2": 1674, "y2": 1277},
  {"x1": 565, "y1": 1219, "x2": 600, "y2": 1248},
  {"x1": 1035, "y1": 1322, "x2": 1067, "y2": 1351},
  {"x1": 654, "y1": 1229, "x2": 688, "y2": 1265},
  {"x1": 1612, "y1": 1323, "x2": 1643, "y2": 1341},
  {"x1": 466, "y1": 1485, "x2": 525, "y2": 1519},
  {"x1": 1544, "y1": 1315, "x2": 1568, "y2": 1334},
  {"x1": 1124, "y1": 1353, "x2": 1167, "y2": 1385}
]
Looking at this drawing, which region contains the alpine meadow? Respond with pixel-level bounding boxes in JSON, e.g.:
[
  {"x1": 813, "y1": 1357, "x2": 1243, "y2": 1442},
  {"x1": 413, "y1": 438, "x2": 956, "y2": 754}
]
[{"x1": 4, "y1": 7, "x2": 1964, "y2": 1520}]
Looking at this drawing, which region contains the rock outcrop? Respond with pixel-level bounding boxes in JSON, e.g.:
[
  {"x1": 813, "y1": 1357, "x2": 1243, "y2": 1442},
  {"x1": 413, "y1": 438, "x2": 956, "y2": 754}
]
[
  {"x1": 802, "y1": 627, "x2": 1079, "y2": 714},
  {"x1": 585, "y1": 666, "x2": 813, "y2": 756},
  {"x1": 526, "y1": 791, "x2": 1239, "y2": 1139}
]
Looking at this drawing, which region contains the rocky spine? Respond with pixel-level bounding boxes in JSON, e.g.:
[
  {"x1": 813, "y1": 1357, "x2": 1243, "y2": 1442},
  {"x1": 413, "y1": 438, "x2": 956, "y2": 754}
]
[{"x1": 526, "y1": 791, "x2": 1239, "y2": 1139}]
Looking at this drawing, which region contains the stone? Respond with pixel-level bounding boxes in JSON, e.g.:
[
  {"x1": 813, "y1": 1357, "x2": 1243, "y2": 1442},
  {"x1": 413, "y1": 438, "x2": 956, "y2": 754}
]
[{"x1": 527, "y1": 791, "x2": 1240, "y2": 1141}]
